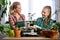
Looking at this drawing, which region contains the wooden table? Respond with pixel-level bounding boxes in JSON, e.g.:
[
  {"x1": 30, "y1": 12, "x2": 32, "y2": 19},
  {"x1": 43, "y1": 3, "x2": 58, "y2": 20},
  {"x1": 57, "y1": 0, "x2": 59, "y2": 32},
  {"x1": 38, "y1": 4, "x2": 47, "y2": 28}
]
[{"x1": 1, "y1": 37, "x2": 58, "y2": 40}]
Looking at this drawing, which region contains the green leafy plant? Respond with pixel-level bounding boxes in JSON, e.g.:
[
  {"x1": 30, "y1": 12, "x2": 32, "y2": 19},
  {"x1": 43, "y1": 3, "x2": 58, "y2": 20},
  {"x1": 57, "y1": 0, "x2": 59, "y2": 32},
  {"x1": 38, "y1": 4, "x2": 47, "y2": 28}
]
[
  {"x1": 52, "y1": 25, "x2": 58, "y2": 30},
  {"x1": 52, "y1": 22, "x2": 60, "y2": 30},
  {"x1": 4, "y1": 24, "x2": 11, "y2": 30},
  {"x1": 0, "y1": 25, "x2": 4, "y2": 32},
  {"x1": 15, "y1": 25, "x2": 20, "y2": 30},
  {"x1": 0, "y1": 0, "x2": 8, "y2": 18},
  {"x1": 0, "y1": 0, "x2": 7, "y2": 6}
]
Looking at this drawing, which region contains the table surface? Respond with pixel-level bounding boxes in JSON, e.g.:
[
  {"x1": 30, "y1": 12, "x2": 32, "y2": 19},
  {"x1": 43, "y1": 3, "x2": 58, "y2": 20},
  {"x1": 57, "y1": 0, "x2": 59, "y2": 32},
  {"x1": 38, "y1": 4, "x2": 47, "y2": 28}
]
[{"x1": 2, "y1": 37, "x2": 58, "y2": 40}]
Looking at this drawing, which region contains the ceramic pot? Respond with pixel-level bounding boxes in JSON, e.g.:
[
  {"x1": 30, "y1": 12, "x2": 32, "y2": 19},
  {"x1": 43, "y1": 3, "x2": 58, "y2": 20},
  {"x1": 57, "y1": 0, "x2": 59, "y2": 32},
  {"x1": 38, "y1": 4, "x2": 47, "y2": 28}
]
[
  {"x1": 40, "y1": 30, "x2": 58, "y2": 39},
  {"x1": 14, "y1": 29, "x2": 21, "y2": 38}
]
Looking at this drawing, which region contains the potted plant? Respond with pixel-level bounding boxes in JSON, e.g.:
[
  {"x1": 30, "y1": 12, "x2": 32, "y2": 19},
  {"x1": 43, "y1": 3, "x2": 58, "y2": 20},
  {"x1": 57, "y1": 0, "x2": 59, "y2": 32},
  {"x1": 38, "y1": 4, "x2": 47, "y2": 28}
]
[
  {"x1": 51, "y1": 22, "x2": 60, "y2": 39},
  {"x1": 52, "y1": 22, "x2": 60, "y2": 31},
  {"x1": 52, "y1": 24, "x2": 58, "y2": 30},
  {"x1": 8, "y1": 29, "x2": 15, "y2": 37},
  {"x1": 3, "y1": 24, "x2": 14, "y2": 37},
  {"x1": 55, "y1": 22, "x2": 60, "y2": 32},
  {"x1": 14, "y1": 25, "x2": 21, "y2": 38}
]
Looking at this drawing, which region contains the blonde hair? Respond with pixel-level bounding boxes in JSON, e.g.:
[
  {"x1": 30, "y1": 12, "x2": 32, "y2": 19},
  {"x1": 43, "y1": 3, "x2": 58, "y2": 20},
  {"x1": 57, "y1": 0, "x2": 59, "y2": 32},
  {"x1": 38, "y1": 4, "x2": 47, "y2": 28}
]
[
  {"x1": 9, "y1": 2, "x2": 21, "y2": 15},
  {"x1": 9, "y1": 5, "x2": 14, "y2": 15},
  {"x1": 43, "y1": 6, "x2": 51, "y2": 27},
  {"x1": 12, "y1": 2, "x2": 21, "y2": 9}
]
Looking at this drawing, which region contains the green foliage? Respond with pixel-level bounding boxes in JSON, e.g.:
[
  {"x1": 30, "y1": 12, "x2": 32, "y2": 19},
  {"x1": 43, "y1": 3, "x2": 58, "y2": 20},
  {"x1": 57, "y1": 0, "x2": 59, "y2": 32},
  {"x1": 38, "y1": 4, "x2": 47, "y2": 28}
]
[
  {"x1": 0, "y1": 24, "x2": 11, "y2": 35},
  {"x1": 52, "y1": 22, "x2": 60, "y2": 30},
  {"x1": 15, "y1": 25, "x2": 19, "y2": 30},
  {"x1": 8, "y1": 29, "x2": 14, "y2": 37},
  {"x1": 0, "y1": 0, "x2": 7, "y2": 6},
  {"x1": 55, "y1": 22, "x2": 60, "y2": 26},
  {"x1": 0, "y1": 25, "x2": 4, "y2": 32},
  {"x1": 53, "y1": 25, "x2": 58, "y2": 30},
  {"x1": 4, "y1": 24, "x2": 11, "y2": 29},
  {"x1": 34, "y1": 21, "x2": 37, "y2": 25}
]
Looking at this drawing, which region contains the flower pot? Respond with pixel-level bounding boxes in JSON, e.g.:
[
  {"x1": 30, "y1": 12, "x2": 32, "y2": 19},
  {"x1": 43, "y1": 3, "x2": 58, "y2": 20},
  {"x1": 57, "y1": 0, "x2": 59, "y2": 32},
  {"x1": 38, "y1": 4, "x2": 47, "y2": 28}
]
[
  {"x1": 14, "y1": 29, "x2": 21, "y2": 38},
  {"x1": 40, "y1": 30, "x2": 58, "y2": 39},
  {"x1": 50, "y1": 30, "x2": 58, "y2": 39}
]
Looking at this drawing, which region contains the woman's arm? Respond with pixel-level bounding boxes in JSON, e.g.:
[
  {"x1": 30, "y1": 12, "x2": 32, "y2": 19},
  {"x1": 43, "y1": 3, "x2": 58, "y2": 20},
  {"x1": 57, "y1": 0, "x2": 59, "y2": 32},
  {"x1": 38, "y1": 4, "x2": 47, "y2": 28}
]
[
  {"x1": 37, "y1": 18, "x2": 42, "y2": 27},
  {"x1": 37, "y1": 18, "x2": 43, "y2": 29},
  {"x1": 9, "y1": 15, "x2": 16, "y2": 30}
]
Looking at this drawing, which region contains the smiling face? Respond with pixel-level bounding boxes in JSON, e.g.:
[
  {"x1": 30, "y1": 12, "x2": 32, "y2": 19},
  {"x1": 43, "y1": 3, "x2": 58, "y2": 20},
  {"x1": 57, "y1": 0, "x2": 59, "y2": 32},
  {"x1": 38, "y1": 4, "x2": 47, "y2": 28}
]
[
  {"x1": 41, "y1": 6, "x2": 51, "y2": 27},
  {"x1": 41, "y1": 8, "x2": 51, "y2": 18},
  {"x1": 15, "y1": 5, "x2": 22, "y2": 13},
  {"x1": 13, "y1": 2, "x2": 22, "y2": 14}
]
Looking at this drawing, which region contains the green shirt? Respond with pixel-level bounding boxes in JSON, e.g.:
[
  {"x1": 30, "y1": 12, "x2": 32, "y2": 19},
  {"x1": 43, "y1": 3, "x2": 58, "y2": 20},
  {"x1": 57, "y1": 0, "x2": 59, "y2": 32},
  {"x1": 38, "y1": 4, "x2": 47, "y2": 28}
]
[{"x1": 37, "y1": 17, "x2": 53, "y2": 30}]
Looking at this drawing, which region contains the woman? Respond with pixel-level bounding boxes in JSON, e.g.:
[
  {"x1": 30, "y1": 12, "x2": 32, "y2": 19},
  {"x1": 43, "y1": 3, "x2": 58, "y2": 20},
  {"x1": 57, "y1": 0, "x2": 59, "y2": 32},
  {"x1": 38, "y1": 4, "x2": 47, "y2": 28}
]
[
  {"x1": 37, "y1": 6, "x2": 53, "y2": 30},
  {"x1": 9, "y1": 2, "x2": 26, "y2": 30},
  {"x1": 36, "y1": 6, "x2": 53, "y2": 35}
]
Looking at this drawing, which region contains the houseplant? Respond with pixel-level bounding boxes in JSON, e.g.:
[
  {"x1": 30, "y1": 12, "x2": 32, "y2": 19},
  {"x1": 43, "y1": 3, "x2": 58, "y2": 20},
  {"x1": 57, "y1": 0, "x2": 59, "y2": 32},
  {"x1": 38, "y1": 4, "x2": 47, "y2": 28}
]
[
  {"x1": 3, "y1": 24, "x2": 14, "y2": 37},
  {"x1": 52, "y1": 22, "x2": 60, "y2": 30},
  {"x1": 14, "y1": 25, "x2": 21, "y2": 38},
  {"x1": 8, "y1": 25, "x2": 21, "y2": 37},
  {"x1": 51, "y1": 22, "x2": 60, "y2": 39},
  {"x1": 0, "y1": 0, "x2": 7, "y2": 18},
  {"x1": 9, "y1": 29, "x2": 15, "y2": 37}
]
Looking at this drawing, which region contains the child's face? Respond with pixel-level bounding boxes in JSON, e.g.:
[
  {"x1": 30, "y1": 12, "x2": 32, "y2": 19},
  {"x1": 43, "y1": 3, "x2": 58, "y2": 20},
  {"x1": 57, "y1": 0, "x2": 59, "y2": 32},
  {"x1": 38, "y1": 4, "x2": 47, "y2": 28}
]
[{"x1": 41, "y1": 8, "x2": 50, "y2": 18}]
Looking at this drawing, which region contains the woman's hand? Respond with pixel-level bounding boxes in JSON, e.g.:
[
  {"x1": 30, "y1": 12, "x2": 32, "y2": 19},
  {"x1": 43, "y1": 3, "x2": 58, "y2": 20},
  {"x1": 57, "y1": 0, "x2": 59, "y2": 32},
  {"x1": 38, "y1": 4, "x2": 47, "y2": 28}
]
[{"x1": 33, "y1": 25, "x2": 42, "y2": 29}]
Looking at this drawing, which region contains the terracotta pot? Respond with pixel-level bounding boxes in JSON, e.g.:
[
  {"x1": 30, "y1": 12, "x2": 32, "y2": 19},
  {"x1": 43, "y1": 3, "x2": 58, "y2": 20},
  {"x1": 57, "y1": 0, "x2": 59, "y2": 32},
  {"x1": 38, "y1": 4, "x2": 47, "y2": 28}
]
[
  {"x1": 50, "y1": 30, "x2": 58, "y2": 39},
  {"x1": 14, "y1": 29, "x2": 21, "y2": 38},
  {"x1": 40, "y1": 30, "x2": 58, "y2": 39}
]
